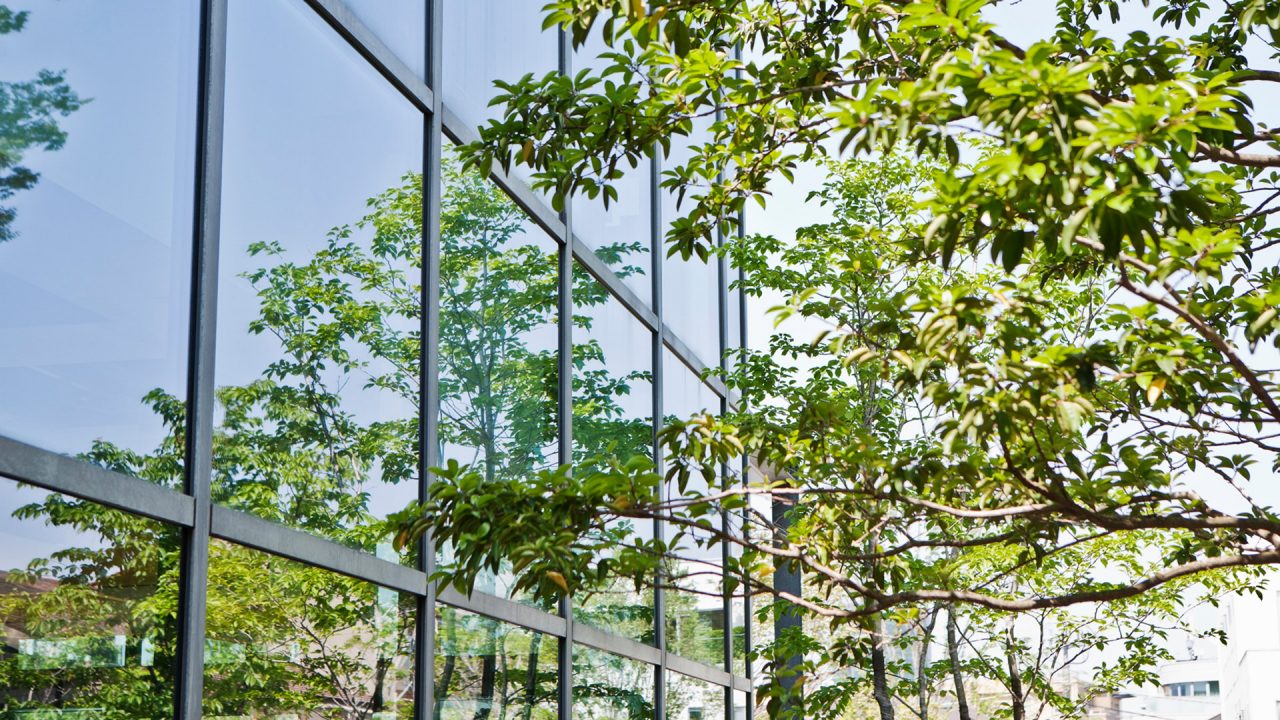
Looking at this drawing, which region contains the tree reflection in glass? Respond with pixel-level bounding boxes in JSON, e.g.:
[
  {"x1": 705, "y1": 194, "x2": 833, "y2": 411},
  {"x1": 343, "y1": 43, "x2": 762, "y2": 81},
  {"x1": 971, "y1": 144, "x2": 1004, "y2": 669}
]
[
  {"x1": 572, "y1": 272, "x2": 655, "y2": 643},
  {"x1": 203, "y1": 541, "x2": 415, "y2": 720},
  {"x1": 0, "y1": 479, "x2": 180, "y2": 718},
  {"x1": 666, "y1": 671, "x2": 726, "y2": 720},
  {"x1": 572, "y1": 645, "x2": 655, "y2": 720},
  {"x1": 433, "y1": 607, "x2": 557, "y2": 720}
]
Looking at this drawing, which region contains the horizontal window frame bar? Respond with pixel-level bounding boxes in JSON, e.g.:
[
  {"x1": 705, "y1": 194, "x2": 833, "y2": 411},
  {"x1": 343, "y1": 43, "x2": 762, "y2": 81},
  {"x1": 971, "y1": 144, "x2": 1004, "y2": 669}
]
[
  {"x1": 667, "y1": 652, "x2": 751, "y2": 692},
  {"x1": 0, "y1": 434, "x2": 195, "y2": 528},
  {"x1": 574, "y1": 622, "x2": 661, "y2": 665},
  {"x1": 0, "y1": 439, "x2": 752, "y2": 689},
  {"x1": 209, "y1": 504, "x2": 426, "y2": 594},
  {"x1": 304, "y1": 0, "x2": 435, "y2": 115},
  {"x1": 438, "y1": 585, "x2": 568, "y2": 638}
]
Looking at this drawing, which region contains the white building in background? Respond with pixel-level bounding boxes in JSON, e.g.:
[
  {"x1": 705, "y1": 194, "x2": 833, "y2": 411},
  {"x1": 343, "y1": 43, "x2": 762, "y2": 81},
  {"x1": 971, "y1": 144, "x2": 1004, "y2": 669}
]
[
  {"x1": 1088, "y1": 600, "x2": 1224, "y2": 720},
  {"x1": 1220, "y1": 577, "x2": 1280, "y2": 720},
  {"x1": 1113, "y1": 658, "x2": 1221, "y2": 720}
]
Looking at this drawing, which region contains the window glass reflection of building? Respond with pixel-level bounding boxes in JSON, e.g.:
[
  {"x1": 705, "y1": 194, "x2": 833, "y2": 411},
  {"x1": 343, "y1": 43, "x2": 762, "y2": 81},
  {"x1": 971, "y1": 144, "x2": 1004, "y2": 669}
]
[
  {"x1": 573, "y1": 644, "x2": 655, "y2": 720},
  {"x1": 434, "y1": 607, "x2": 558, "y2": 720},
  {"x1": 666, "y1": 671, "x2": 726, "y2": 720}
]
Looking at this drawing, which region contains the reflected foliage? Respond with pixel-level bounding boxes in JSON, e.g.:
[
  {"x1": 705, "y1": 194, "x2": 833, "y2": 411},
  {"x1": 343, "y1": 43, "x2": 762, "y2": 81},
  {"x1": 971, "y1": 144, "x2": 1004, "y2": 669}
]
[
  {"x1": 5, "y1": 148, "x2": 655, "y2": 717},
  {"x1": 666, "y1": 672, "x2": 725, "y2": 720},
  {"x1": 572, "y1": 646, "x2": 654, "y2": 720},
  {"x1": 203, "y1": 542, "x2": 415, "y2": 720},
  {"x1": 0, "y1": 4, "x2": 84, "y2": 243},
  {"x1": 571, "y1": 273, "x2": 654, "y2": 642},
  {"x1": 433, "y1": 609, "x2": 556, "y2": 720},
  {"x1": 0, "y1": 485, "x2": 180, "y2": 719}
]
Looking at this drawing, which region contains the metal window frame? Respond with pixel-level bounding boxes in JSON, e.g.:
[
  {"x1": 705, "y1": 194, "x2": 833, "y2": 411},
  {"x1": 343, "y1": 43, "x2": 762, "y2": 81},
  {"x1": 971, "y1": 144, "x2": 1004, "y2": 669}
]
[{"x1": 0, "y1": 1, "x2": 753, "y2": 718}]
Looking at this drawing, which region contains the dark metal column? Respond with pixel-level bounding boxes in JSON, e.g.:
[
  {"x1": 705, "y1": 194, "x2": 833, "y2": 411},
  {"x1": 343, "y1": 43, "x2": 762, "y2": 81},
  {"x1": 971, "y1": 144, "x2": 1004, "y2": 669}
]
[
  {"x1": 417, "y1": 0, "x2": 444, "y2": 718},
  {"x1": 557, "y1": 24, "x2": 577, "y2": 720},
  {"x1": 650, "y1": 129, "x2": 668, "y2": 720},
  {"x1": 175, "y1": 0, "x2": 227, "y2": 717}
]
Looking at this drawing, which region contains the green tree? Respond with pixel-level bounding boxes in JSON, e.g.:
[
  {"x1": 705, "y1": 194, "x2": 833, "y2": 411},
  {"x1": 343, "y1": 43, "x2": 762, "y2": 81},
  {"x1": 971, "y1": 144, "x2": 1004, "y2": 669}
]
[
  {"x1": 423, "y1": 0, "x2": 1280, "y2": 628},
  {"x1": 404, "y1": 135, "x2": 1265, "y2": 716}
]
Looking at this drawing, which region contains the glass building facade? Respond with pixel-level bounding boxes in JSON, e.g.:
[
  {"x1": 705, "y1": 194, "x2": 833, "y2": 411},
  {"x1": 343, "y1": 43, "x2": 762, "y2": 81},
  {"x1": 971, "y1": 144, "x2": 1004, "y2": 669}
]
[{"x1": 0, "y1": 1, "x2": 749, "y2": 719}]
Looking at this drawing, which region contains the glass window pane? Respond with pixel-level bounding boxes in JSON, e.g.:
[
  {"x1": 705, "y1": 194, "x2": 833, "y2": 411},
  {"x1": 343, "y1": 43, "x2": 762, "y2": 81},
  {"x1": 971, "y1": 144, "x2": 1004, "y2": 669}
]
[
  {"x1": 662, "y1": 118, "x2": 720, "y2": 367},
  {"x1": 0, "y1": 476, "x2": 179, "y2": 716},
  {"x1": 344, "y1": 0, "x2": 426, "y2": 80},
  {"x1": 204, "y1": 539, "x2": 416, "y2": 718},
  {"x1": 667, "y1": 671, "x2": 725, "y2": 720},
  {"x1": 571, "y1": 33, "x2": 653, "y2": 305},
  {"x1": 437, "y1": 151, "x2": 559, "y2": 602},
  {"x1": 574, "y1": 644, "x2": 655, "y2": 720},
  {"x1": 574, "y1": 270, "x2": 654, "y2": 642},
  {"x1": 215, "y1": 0, "x2": 424, "y2": 547},
  {"x1": 727, "y1": 484, "x2": 747, "y2": 678},
  {"x1": 442, "y1": 0, "x2": 557, "y2": 134},
  {"x1": 0, "y1": 2, "x2": 197, "y2": 482},
  {"x1": 574, "y1": 271, "x2": 652, "y2": 463},
  {"x1": 435, "y1": 607, "x2": 558, "y2": 719},
  {"x1": 572, "y1": 160, "x2": 652, "y2": 305},
  {"x1": 733, "y1": 691, "x2": 749, "y2": 720},
  {"x1": 662, "y1": 349, "x2": 725, "y2": 668},
  {"x1": 726, "y1": 267, "x2": 743, "y2": 371}
]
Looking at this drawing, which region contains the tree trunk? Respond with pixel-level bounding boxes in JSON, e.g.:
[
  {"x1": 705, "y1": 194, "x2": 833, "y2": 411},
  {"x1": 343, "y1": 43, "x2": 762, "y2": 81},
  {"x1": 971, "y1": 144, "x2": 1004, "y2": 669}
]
[
  {"x1": 435, "y1": 614, "x2": 458, "y2": 720},
  {"x1": 1006, "y1": 626, "x2": 1025, "y2": 720},
  {"x1": 474, "y1": 652, "x2": 497, "y2": 720},
  {"x1": 946, "y1": 608, "x2": 972, "y2": 720},
  {"x1": 872, "y1": 615, "x2": 895, "y2": 720},
  {"x1": 521, "y1": 631, "x2": 543, "y2": 720},
  {"x1": 916, "y1": 607, "x2": 939, "y2": 720}
]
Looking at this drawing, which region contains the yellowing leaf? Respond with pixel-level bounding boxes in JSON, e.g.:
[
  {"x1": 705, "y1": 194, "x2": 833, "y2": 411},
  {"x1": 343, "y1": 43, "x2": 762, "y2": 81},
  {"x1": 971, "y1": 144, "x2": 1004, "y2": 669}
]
[
  {"x1": 1146, "y1": 376, "x2": 1166, "y2": 405},
  {"x1": 546, "y1": 570, "x2": 570, "y2": 594}
]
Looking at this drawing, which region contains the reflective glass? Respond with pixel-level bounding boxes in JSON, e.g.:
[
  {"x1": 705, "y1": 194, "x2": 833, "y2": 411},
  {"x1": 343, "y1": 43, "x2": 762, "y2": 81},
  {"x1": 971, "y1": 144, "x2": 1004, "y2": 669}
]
[
  {"x1": 203, "y1": 540, "x2": 415, "y2": 718},
  {"x1": 442, "y1": 0, "x2": 558, "y2": 134},
  {"x1": 733, "y1": 691, "x2": 750, "y2": 720},
  {"x1": 434, "y1": 607, "x2": 558, "y2": 719},
  {"x1": 437, "y1": 151, "x2": 559, "y2": 602},
  {"x1": 727, "y1": 499, "x2": 747, "y2": 677},
  {"x1": 0, "y1": 2, "x2": 197, "y2": 481},
  {"x1": 666, "y1": 671, "x2": 726, "y2": 720},
  {"x1": 0, "y1": 476, "x2": 179, "y2": 717},
  {"x1": 573, "y1": 644, "x2": 655, "y2": 720},
  {"x1": 344, "y1": 0, "x2": 426, "y2": 80},
  {"x1": 726, "y1": 266, "x2": 743, "y2": 371},
  {"x1": 216, "y1": 0, "x2": 424, "y2": 546},
  {"x1": 571, "y1": 32, "x2": 653, "y2": 305},
  {"x1": 574, "y1": 270, "x2": 654, "y2": 642},
  {"x1": 574, "y1": 271, "x2": 652, "y2": 464},
  {"x1": 662, "y1": 118, "x2": 720, "y2": 367},
  {"x1": 662, "y1": 349, "x2": 725, "y2": 668}
]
